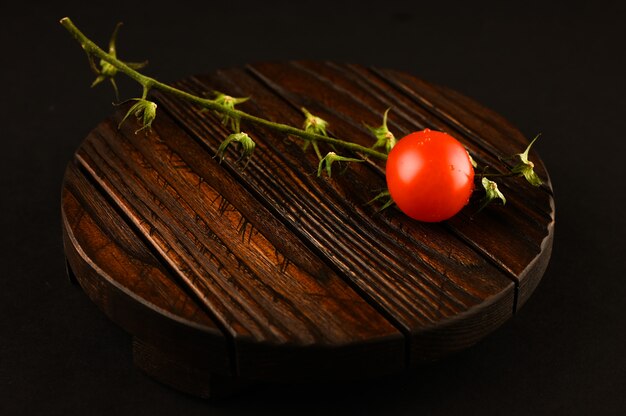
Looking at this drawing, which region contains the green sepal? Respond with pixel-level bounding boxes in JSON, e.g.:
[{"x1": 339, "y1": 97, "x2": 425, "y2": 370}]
[
  {"x1": 86, "y1": 22, "x2": 147, "y2": 100},
  {"x1": 109, "y1": 78, "x2": 120, "y2": 101},
  {"x1": 511, "y1": 134, "x2": 543, "y2": 186},
  {"x1": 367, "y1": 190, "x2": 395, "y2": 212},
  {"x1": 301, "y1": 108, "x2": 329, "y2": 160},
  {"x1": 302, "y1": 139, "x2": 323, "y2": 161},
  {"x1": 478, "y1": 177, "x2": 506, "y2": 212},
  {"x1": 212, "y1": 91, "x2": 250, "y2": 133},
  {"x1": 317, "y1": 152, "x2": 363, "y2": 178},
  {"x1": 118, "y1": 98, "x2": 157, "y2": 133},
  {"x1": 90, "y1": 74, "x2": 107, "y2": 88},
  {"x1": 215, "y1": 132, "x2": 256, "y2": 168},
  {"x1": 99, "y1": 59, "x2": 117, "y2": 77},
  {"x1": 366, "y1": 108, "x2": 396, "y2": 153},
  {"x1": 379, "y1": 198, "x2": 395, "y2": 212},
  {"x1": 301, "y1": 107, "x2": 329, "y2": 136},
  {"x1": 108, "y1": 22, "x2": 123, "y2": 57},
  {"x1": 126, "y1": 61, "x2": 149, "y2": 70},
  {"x1": 467, "y1": 151, "x2": 478, "y2": 168},
  {"x1": 213, "y1": 91, "x2": 250, "y2": 107},
  {"x1": 512, "y1": 163, "x2": 543, "y2": 186}
]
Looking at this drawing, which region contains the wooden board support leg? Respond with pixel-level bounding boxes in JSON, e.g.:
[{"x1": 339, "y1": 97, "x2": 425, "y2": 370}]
[
  {"x1": 61, "y1": 63, "x2": 554, "y2": 396},
  {"x1": 65, "y1": 258, "x2": 80, "y2": 287},
  {"x1": 132, "y1": 337, "x2": 245, "y2": 400}
]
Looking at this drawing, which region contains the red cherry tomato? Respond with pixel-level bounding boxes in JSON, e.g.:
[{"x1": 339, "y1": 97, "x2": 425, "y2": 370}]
[{"x1": 385, "y1": 129, "x2": 474, "y2": 222}]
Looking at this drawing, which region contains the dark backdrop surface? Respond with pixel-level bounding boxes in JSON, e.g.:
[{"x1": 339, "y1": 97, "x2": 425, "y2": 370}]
[{"x1": 2, "y1": 1, "x2": 625, "y2": 415}]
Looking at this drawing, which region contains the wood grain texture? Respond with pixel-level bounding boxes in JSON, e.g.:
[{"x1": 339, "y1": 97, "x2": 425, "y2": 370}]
[
  {"x1": 62, "y1": 62, "x2": 554, "y2": 395},
  {"x1": 62, "y1": 162, "x2": 231, "y2": 376}
]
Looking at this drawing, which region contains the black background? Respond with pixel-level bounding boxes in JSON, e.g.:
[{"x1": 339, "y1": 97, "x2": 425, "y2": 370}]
[{"x1": 2, "y1": 1, "x2": 625, "y2": 415}]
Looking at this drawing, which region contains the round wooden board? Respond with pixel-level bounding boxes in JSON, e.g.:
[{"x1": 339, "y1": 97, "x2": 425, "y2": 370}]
[{"x1": 61, "y1": 61, "x2": 554, "y2": 398}]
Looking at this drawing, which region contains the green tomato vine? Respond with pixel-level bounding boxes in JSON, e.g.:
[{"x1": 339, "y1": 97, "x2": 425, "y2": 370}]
[{"x1": 60, "y1": 17, "x2": 544, "y2": 216}]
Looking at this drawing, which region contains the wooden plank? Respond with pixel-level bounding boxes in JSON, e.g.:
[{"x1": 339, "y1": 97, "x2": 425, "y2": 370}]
[
  {"x1": 244, "y1": 61, "x2": 554, "y2": 307},
  {"x1": 132, "y1": 337, "x2": 246, "y2": 399},
  {"x1": 363, "y1": 65, "x2": 555, "y2": 304},
  {"x1": 157, "y1": 64, "x2": 517, "y2": 364},
  {"x1": 74, "y1": 112, "x2": 404, "y2": 379},
  {"x1": 62, "y1": 162, "x2": 232, "y2": 377}
]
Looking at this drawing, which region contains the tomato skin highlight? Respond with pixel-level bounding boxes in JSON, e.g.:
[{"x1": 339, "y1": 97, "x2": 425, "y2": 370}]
[{"x1": 385, "y1": 129, "x2": 475, "y2": 222}]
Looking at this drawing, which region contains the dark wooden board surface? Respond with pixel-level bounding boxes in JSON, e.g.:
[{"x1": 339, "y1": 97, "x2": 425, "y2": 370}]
[{"x1": 61, "y1": 61, "x2": 554, "y2": 397}]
